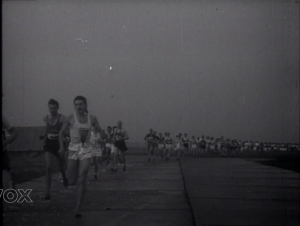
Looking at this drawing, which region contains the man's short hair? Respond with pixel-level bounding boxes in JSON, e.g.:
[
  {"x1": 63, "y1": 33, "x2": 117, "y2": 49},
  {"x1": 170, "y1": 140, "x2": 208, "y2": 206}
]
[
  {"x1": 48, "y1": 99, "x2": 59, "y2": 108},
  {"x1": 74, "y1": 95, "x2": 87, "y2": 104}
]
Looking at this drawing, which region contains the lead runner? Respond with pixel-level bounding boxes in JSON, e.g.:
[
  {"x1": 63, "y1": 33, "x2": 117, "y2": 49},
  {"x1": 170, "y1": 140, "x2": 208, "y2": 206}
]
[{"x1": 59, "y1": 95, "x2": 102, "y2": 218}]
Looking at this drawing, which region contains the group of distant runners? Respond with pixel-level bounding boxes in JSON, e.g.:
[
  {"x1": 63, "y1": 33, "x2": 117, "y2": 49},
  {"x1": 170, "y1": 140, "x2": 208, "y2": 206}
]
[{"x1": 144, "y1": 129, "x2": 300, "y2": 161}]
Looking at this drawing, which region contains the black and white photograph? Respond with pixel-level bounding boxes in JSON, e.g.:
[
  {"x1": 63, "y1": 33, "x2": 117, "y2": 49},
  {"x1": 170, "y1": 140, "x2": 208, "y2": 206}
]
[{"x1": 2, "y1": 0, "x2": 299, "y2": 225}]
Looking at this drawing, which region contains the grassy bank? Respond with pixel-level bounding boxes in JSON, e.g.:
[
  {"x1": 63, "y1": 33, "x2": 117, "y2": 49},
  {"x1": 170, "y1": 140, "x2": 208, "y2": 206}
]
[
  {"x1": 250, "y1": 153, "x2": 300, "y2": 173},
  {"x1": 8, "y1": 151, "x2": 60, "y2": 185}
]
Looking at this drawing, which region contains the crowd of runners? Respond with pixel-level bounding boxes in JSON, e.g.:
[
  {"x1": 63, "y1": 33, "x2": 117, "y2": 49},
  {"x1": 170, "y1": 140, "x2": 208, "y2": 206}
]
[
  {"x1": 2, "y1": 95, "x2": 299, "y2": 219},
  {"x1": 3, "y1": 96, "x2": 129, "y2": 218},
  {"x1": 144, "y1": 129, "x2": 300, "y2": 161}
]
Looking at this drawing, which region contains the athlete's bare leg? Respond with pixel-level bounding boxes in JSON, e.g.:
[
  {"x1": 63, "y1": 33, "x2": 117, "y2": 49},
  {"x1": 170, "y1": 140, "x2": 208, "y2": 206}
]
[
  {"x1": 57, "y1": 154, "x2": 68, "y2": 185},
  {"x1": 160, "y1": 148, "x2": 164, "y2": 160},
  {"x1": 44, "y1": 152, "x2": 56, "y2": 199},
  {"x1": 182, "y1": 148, "x2": 185, "y2": 157},
  {"x1": 111, "y1": 146, "x2": 118, "y2": 172},
  {"x1": 74, "y1": 158, "x2": 90, "y2": 217},
  {"x1": 164, "y1": 148, "x2": 167, "y2": 160},
  {"x1": 93, "y1": 156, "x2": 98, "y2": 179},
  {"x1": 106, "y1": 147, "x2": 111, "y2": 165},
  {"x1": 152, "y1": 146, "x2": 156, "y2": 162},
  {"x1": 148, "y1": 145, "x2": 152, "y2": 162},
  {"x1": 164, "y1": 147, "x2": 170, "y2": 161},
  {"x1": 120, "y1": 150, "x2": 126, "y2": 171},
  {"x1": 67, "y1": 159, "x2": 79, "y2": 185},
  {"x1": 111, "y1": 152, "x2": 116, "y2": 171}
]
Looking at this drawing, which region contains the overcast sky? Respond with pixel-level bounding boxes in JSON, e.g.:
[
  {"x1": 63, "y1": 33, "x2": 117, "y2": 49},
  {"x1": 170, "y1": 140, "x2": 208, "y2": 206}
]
[{"x1": 2, "y1": 0, "x2": 299, "y2": 143}]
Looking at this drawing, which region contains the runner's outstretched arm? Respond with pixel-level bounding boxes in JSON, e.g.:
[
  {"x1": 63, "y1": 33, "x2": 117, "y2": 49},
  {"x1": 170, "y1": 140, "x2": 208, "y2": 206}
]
[{"x1": 59, "y1": 115, "x2": 71, "y2": 155}]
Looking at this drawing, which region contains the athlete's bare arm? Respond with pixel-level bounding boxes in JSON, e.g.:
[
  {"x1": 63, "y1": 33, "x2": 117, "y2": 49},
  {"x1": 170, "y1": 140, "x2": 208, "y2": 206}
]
[
  {"x1": 144, "y1": 134, "x2": 148, "y2": 141},
  {"x1": 60, "y1": 114, "x2": 66, "y2": 123},
  {"x1": 2, "y1": 114, "x2": 18, "y2": 150},
  {"x1": 122, "y1": 130, "x2": 129, "y2": 140},
  {"x1": 90, "y1": 115, "x2": 102, "y2": 133},
  {"x1": 2, "y1": 127, "x2": 18, "y2": 150},
  {"x1": 43, "y1": 116, "x2": 47, "y2": 124},
  {"x1": 58, "y1": 114, "x2": 72, "y2": 155},
  {"x1": 40, "y1": 116, "x2": 48, "y2": 141}
]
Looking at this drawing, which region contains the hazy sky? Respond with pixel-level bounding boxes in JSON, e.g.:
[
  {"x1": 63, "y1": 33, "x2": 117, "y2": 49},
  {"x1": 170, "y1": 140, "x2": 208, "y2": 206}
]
[{"x1": 2, "y1": 0, "x2": 299, "y2": 143}]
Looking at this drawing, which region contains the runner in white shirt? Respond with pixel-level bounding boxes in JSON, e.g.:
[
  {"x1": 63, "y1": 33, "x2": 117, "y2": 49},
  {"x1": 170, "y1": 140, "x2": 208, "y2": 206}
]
[
  {"x1": 182, "y1": 133, "x2": 189, "y2": 157},
  {"x1": 163, "y1": 132, "x2": 172, "y2": 161},
  {"x1": 190, "y1": 136, "x2": 197, "y2": 157},
  {"x1": 196, "y1": 136, "x2": 201, "y2": 155},
  {"x1": 199, "y1": 135, "x2": 206, "y2": 156},
  {"x1": 157, "y1": 133, "x2": 165, "y2": 160},
  {"x1": 253, "y1": 141, "x2": 260, "y2": 153},
  {"x1": 216, "y1": 138, "x2": 222, "y2": 156},
  {"x1": 205, "y1": 136, "x2": 210, "y2": 156},
  {"x1": 209, "y1": 137, "x2": 215, "y2": 156},
  {"x1": 59, "y1": 96, "x2": 102, "y2": 218},
  {"x1": 175, "y1": 134, "x2": 183, "y2": 160}
]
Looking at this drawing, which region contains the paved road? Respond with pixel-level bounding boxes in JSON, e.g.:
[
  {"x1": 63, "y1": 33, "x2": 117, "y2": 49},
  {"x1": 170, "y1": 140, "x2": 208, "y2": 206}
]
[
  {"x1": 3, "y1": 156, "x2": 194, "y2": 226},
  {"x1": 3, "y1": 156, "x2": 299, "y2": 226},
  {"x1": 180, "y1": 157, "x2": 299, "y2": 226}
]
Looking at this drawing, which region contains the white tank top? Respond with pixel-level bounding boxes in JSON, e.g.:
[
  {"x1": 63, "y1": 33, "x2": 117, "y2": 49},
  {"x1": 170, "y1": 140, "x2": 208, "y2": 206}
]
[
  {"x1": 68, "y1": 113, "x2": 92, "y2": 151},
  {"x1": 164, "y1": 136, "x2": 172, "y2": 144}
]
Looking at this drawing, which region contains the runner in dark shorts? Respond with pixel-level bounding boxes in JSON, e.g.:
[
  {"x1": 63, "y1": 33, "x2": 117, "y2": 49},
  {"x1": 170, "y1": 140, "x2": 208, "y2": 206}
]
[
  {"x1": 163, "y1": 132, "x2": 172, "y2": 161},
  {"x1": 157, "y1": 133, "x2": 165, "y2": 160},
  {"x1": 42, "y1": 99, "x2": 68, "y2": 200},
  {"x1": 182, "y1": 133, "x2": 189, "y2": 156},
  {"x1": 144, "y1": 129, "x2": 155, "y2": 162},
  {"x1": 152, "y1": 131, "x2": 159, "y2": 162},
  {"x1": 112, "y1": 121, "x2": 129, "y2": 172}
]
